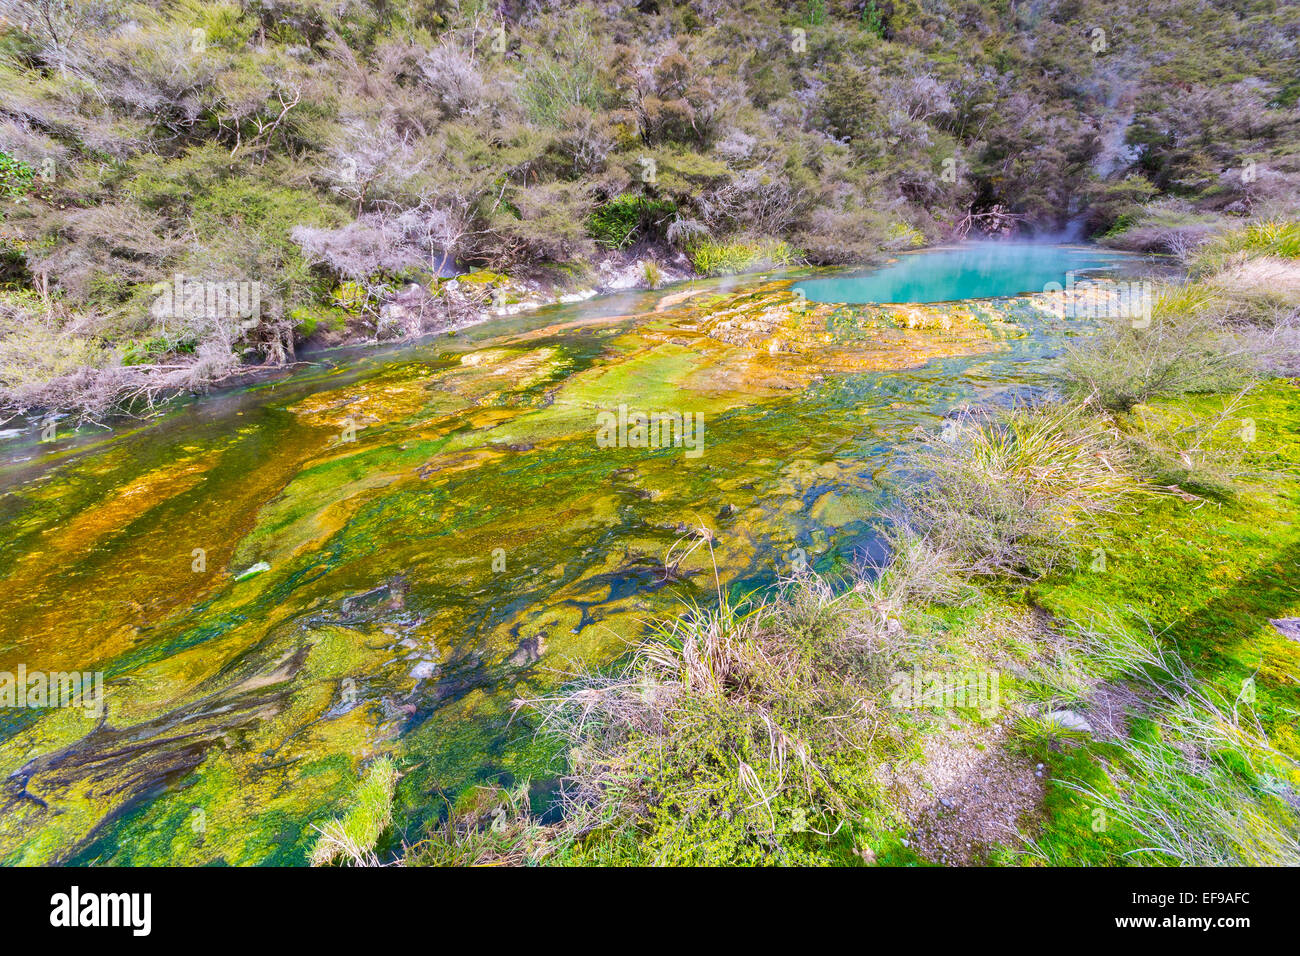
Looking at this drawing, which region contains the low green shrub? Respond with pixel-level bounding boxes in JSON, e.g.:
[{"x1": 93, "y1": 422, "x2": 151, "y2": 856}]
[
  {"x1": 0, "y1": 152, "x2": 35, "y2": 198},
  {"x1": 587, "y1": 194, "x2": 677, "y2": 249},
  {"x1": 685, "y1": 237, "x2": 804, "y2": 276}
]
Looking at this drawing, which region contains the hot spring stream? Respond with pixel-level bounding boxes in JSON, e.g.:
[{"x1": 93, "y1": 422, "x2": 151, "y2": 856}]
[{"x1": 0, "y1": 244, "x2": 1147, "y2": 864}]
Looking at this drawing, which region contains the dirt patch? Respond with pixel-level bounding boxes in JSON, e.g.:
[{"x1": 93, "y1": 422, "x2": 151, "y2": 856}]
[
  {"x1": 1080, "y1": 680, "x2": 1151, "y2": 742},
  {"x1": 886, "y1": 723, "x2": 1045, "y2": 866}
]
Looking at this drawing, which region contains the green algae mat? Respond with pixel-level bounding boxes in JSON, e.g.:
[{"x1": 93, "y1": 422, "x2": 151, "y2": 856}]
[{"x1": 0, "y1": 275, "x2": 1102, "y2": 864}]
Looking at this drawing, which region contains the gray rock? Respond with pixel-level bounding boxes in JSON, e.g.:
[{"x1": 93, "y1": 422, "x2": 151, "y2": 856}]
[
  {"x1": 409, "y1": 661, "x2": 437, "y2": 680},
  {"x1": 1044, "y1": 709, "x2": 1093, "y2": 734},
  {"x1": 1270, "y1": 618, "x2": 1300, "y2": 642}
]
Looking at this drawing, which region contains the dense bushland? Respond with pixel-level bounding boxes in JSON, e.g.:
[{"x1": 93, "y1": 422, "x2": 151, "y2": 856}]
[{"x1": 1, "y1": 0, "x2": 1297, "y2": 417}]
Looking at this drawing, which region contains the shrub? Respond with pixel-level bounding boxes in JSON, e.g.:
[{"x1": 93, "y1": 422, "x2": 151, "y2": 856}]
[
  {"x1": 1099, "y1": 203, "x2": 1226, "y2": 257},
  {"x1": 516, "y1": 16, "x2": 609, "y2": 129},
  {"x1": 486, "y1": 180, "x2": 595, "y2": 267},
  {"x1": 416, "y1": 42, "x2": 491, "y2": 120},
  {"x1": 587, "y1": 193, "x2": 677, "y2": 249},
  {"x1": 1062, "y1": 284, "x2": 1254, "y2": 411},
  {"x1": 0, "y1": 296, "x2": 108, "y2": 390},
  {"x1": 685, "y1": 237, "x2": 803, "y2": 276},
  {"x1": 0, "y1": 151, "x2": 35, "y2": 197}
]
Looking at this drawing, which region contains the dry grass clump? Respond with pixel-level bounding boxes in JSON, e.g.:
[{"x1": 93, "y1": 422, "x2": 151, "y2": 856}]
[
  {"x1": 1067, "y1": 223, "x2": 1300, "y2": 412},
  {"x1": 895, "y1": 401, "x2": 1138, "y2": 580},
  {"x1": 406, "y1": 783, "x2": 554, "y2": 867},
  {"x1": 872, "y1": 532, "x2": 982, "y2": 608},
  {"x1": 516, "y1": 563, "x2": 919, "y2": 864}
]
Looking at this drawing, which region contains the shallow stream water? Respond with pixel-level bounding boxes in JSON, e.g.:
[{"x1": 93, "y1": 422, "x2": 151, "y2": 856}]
[{"x1": 0, "y1": 247, "x2": 1145, "y2": 863}]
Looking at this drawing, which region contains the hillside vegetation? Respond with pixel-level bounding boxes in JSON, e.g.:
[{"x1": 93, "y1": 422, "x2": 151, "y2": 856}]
[{"x1": 0, "y1": 0, "x2": 1297, "y2": 417}]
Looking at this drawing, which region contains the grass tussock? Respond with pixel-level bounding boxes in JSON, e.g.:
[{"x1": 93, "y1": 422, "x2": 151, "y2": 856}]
[
  {"x1": 1195, "y1": 220, "x2": 1300, "y2": 272},
  {"x1": 1062, "y1": 285, "x2": 1253, "y2": 412},
  {"x1": 310, "y1": 757, "x2": 400, "y2": 867},
  {"x1": 406, "y1": 783, "x2": 553, "y2": 867},
  {"x1": 517, "y1": 560, "x2": 922, "y2": 865},
  {"x1": 896, "y1": 401, "x2": 1138, "y2": 580},
  {"x1": 685, "y1": 237, "x2": 804, "y2": 277}
]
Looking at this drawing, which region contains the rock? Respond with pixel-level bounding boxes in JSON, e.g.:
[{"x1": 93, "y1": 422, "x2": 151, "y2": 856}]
[
  {"x1": 409, "y1": 661, "x2": 436, "y2": 680},
  {"x1": 508, "y1": 632, "x2": 546, "y2": 666},
  {"x1": 1044, "y1": 709, "x2": 1093, "y2": 734},
  {"x1": 1269, "y1": 618, "x2": 1300, "y2": 642}
]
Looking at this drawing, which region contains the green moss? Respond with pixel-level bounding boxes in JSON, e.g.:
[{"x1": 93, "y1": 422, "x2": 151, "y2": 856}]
[{"x1": 1021, "y1": 380, "x2": 1300, "y2": 862}]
